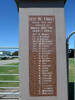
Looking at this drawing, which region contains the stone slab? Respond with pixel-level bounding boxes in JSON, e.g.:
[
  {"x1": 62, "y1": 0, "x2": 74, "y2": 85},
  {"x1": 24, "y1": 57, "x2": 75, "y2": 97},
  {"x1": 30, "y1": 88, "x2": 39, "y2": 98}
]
[{"x1": 19, "y1": 2, "x2": 68, "y2": 100}]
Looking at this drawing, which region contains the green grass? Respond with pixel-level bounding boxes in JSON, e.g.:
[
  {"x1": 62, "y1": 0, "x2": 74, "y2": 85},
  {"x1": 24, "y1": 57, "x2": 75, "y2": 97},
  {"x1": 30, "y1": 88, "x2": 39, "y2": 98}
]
[
  {"x1": 0, "y1": 59, "x2": 74, "y2": 99},
  {"x1": 0, "y1": 63, "x2": 19, "y2": 87},
  {"x1": 0, "y1": 67, "x2": 18, "y2": 74},
  {"x1": 7, "y1": 63, "x2": 19, "y2": 65},
  {"x1": 69, "y1": 58, "x2": 74, "y2": 82},
  {"x1": 0, "y1": 59, "x2": 74, "y2": 87},
  {"x1": 68, "y1": 58, "x2": 74, "y2": 100}
]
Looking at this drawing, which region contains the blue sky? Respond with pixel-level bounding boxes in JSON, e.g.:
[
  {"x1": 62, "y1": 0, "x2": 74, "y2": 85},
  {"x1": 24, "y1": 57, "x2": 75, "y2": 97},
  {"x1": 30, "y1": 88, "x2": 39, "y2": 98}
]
[
  {"x1": 0, "y1": 0, "x2": 19, "y2": 47},
  {"x1": 65, "y1": 0, "x2": 75, "y2": 49},
  {"x1": 0, "y1": 0, "x2": 75, "y2": 48}
]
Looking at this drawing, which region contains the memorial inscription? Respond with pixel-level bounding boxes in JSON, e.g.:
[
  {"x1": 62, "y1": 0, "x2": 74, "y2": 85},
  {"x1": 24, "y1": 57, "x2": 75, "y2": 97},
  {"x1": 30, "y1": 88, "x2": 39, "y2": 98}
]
[{"x1": 29, "y1": 16, "x2": 57, "y2": 96}]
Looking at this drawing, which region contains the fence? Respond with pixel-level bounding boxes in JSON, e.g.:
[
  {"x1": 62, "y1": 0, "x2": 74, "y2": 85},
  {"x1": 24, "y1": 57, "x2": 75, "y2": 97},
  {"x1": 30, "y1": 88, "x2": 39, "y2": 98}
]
[{"x1": 0, "y1": 47, "x2": 19, "y2": 99}]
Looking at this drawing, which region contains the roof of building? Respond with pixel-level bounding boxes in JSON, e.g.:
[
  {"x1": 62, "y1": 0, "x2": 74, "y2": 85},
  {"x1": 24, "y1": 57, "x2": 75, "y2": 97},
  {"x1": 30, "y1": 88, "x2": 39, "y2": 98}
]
[
  {"x1": 15, "y1": 0, "x2": 66, "y2": 2},
  {"x1": 15, "y1": 0, "x2": 66, "y2": 11}
]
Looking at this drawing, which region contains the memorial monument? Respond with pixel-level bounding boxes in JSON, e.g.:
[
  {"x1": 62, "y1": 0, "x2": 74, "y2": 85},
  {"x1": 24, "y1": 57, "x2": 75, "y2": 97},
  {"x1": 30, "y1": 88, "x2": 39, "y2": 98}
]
[{"x1": 15, "y1": 0, "x2": 68, "y2": 100}]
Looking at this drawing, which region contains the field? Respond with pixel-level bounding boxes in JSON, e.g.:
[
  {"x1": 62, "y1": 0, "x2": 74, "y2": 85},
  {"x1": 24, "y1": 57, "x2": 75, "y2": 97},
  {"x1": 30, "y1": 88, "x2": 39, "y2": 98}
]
[
  {"x1": 68, "y1": 58, "x2": 74, "y2": 100},
  {"x1": 69, "y1": 58, "x2": 75, "y2": 82},
  {"x1": 0, "y1": 58, "x2": 74, "y2": 88},
  {"x1": 0, "y1": 62, "x2": 19, "y2": 87},
  {"x1": 0, "y1": 58, "x2": 74, "y2": 99}
]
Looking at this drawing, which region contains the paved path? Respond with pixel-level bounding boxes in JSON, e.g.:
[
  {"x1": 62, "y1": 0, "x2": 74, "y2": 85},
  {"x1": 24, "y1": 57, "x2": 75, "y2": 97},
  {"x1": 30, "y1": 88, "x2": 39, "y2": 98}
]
[{"x1": 0, "y1": 59, "x2": 19, "y2": 66}]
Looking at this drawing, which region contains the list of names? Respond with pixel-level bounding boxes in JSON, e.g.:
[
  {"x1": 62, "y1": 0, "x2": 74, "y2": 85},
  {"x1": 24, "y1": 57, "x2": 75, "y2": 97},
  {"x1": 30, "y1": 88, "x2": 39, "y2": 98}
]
[{"x1": 29, "y1": 16, "x2": 57, "y2": 96}]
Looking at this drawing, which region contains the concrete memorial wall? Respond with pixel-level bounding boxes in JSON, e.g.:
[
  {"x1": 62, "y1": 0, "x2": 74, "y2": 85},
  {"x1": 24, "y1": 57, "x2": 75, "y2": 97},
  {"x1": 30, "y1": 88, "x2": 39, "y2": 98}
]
[{"x1": 19, "y1": 0, "x2": 68, "y2": 100}]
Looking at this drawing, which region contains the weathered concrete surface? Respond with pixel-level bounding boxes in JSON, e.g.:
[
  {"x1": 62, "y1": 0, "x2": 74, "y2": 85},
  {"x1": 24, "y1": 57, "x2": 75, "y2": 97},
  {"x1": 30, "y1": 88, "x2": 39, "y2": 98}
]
[{"x1": 19, "y1": 6, "x2": 68, "y2": 100}]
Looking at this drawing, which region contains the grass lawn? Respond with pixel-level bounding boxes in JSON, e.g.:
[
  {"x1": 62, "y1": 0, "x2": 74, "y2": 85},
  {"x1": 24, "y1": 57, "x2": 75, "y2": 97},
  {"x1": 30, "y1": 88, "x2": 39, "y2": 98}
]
[
  {"x1": 0, "y1": 63, "x2": 19, "y2": 87},
  {"x1": 0, "y1": 59, "x2": 74, "y2": 100},
  {"x1": 68, "y1": 58, "x2": 74, "y2": 100},
  {"x1": 69, "y1": 58, "x2": 74, "y2": 82},
  {"x1": 0, "y1": 58, "x2": 74, "y2": 87}
]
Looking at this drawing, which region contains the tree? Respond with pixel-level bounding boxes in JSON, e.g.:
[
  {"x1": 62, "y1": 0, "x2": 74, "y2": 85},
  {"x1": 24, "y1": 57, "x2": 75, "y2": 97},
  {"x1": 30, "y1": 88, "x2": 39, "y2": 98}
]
[{"x1": 12, "y1": 51, "x2": 18, "y2": 56}]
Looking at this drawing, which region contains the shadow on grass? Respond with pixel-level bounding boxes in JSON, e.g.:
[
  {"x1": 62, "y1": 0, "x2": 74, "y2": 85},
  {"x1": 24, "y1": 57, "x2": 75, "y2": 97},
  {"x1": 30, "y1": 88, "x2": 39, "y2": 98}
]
[{"x1": 69, "y1": 82, "x2": 74, "y2": 100}]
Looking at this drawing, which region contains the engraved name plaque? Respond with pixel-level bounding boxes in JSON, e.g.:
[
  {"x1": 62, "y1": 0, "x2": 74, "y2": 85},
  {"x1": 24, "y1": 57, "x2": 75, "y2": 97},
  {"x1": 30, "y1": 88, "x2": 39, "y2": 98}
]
[{"x1": 29, "y1": 16, "x2": 57, "y2": 96}]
